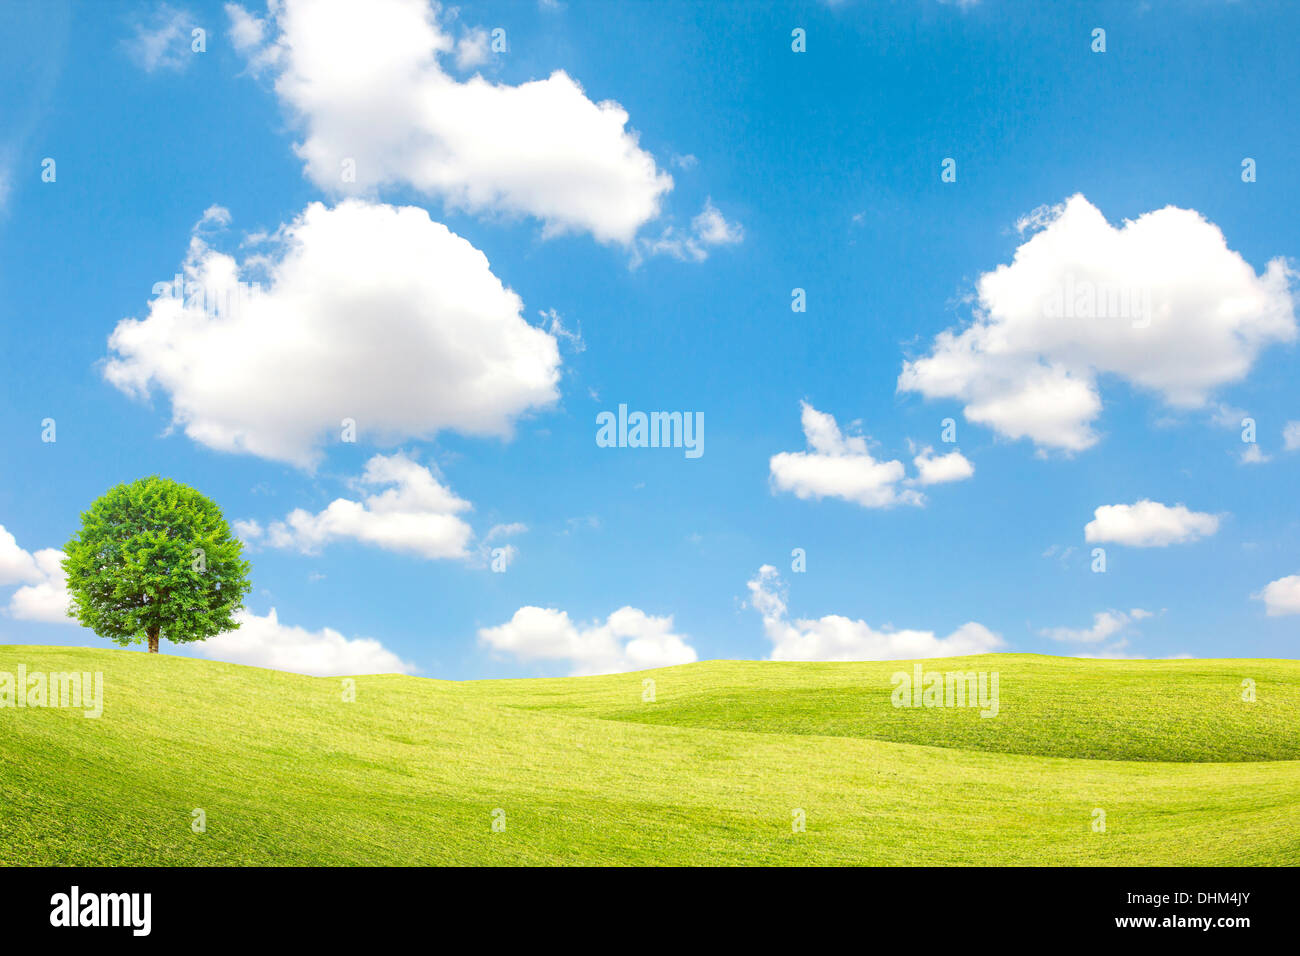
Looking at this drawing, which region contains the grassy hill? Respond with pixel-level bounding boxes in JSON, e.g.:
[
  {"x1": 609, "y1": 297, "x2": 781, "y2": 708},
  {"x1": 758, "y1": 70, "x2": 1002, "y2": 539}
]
[{"x1": 1, "y1": 646, "x2": 1297, "y2": 865}]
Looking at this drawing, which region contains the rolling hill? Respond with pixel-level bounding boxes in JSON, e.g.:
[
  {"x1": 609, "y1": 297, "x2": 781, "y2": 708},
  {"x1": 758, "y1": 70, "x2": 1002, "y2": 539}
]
[{"x1": 1, "y1": 646, "x2": 1297, "y2": 865}]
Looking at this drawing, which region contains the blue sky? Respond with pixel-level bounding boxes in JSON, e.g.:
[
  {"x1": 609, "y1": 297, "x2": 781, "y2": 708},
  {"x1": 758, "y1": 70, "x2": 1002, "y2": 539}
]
[{"x1": 1, "y1": 0, "x2": 1297, "y2": 677}]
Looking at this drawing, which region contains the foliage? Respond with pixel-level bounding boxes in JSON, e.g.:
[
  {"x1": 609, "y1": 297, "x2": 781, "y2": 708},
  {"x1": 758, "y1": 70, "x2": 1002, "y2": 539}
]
[{"x1": 62, "y1": 476, "x2": 252, "y2": 650}]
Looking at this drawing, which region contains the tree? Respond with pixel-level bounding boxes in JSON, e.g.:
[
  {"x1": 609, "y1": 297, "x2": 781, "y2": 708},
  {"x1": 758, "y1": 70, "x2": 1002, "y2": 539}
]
[{"x1": 62, "y1": 476, "x2": 252, "y2": 654}]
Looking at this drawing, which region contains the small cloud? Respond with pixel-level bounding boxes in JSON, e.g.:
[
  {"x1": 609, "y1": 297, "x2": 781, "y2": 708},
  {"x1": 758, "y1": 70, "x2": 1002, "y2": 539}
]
[
  {"x1": 770, "y1": 402, "x2": 922, "y2": 509},
  {"x1": 1084, "y1": 500, "x2": 1221, "y2": 548},
  {"x1": 747, "y1": 565, "x2": 1002, "y2": 660},
  {"x1": 1283, "y1": 421, "x2": 1300, "y2": 452},
  {"x1": 125, "y1": 4, "x2": 195, "y2": 73},
  {"x1": 635, "y1": 198, "x2": 743, "y2": 264},
  {"x1": 232, "y1": 518, "x2": 263, "y2": 541},
  {"x1": 541, "y1": 308, "x2": 584, "y2": 353},
  {"x1": 256, "y1": 452, "x2": 474, "y2": 561},
  {"x1": 484, "y1": 522, "x2": 528, "y2": 543},
  {"x1": 1041, "y1": 544, "x2": 1077, "y2": 567},
  {"x1": 196, "y1": 204, "x2": 232, "y2": 230},
  {"x1": 454, "y1": 27, "x2": 490, "y2": 71},
  {"x1": 1039, "y1": 609, "x2": 1148, "y2": 644},
  {"x1": 909, "y1": 446, "x2": 975, "y2": 486},
  {"x1": 480, "y1": 605, "x2": 697, "y2": 675},
  {"x1": 1255, "y1": 574, "x2": 1300, "y2": 617},
  {"x1": 1240, "y1": 444, "x2": 1271, "y2": 465},
  {"x1": 1210, "y1": 403, "x2": 1250, "y2": 428},
  {"x1": 562, "y1": 515, "x2": 601, "y2": 534}
]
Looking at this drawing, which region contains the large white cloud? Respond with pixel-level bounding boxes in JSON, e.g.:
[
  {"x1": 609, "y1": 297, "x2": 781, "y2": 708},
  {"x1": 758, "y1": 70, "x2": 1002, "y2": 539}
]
[
  {"x1": 1084, "y1": 500, "x2": 1220, "y2": 548},
  {"x1": 769, "y1": 403, "x2": 973, "y2": 508},
  {"x1": 479, "y1": 605, "x2": 697, "y2": 676},
  {"x1": 227, "y1": 0, "x2": 672, "y2": 243},
  {"x1": 243, "y1": 451, "x2": 474, "y2": 560},
  {"x1": 746, "y1": 565, "x2": 1003, "y2": 661},
  {"x1": 899, "y1": 195, "x2": 1296, "y2": 451},
  {"x1": 104, "y1": 200, "x2": 561, "y2": 467},
  {"x1": 198, "y1": 607, "x2": 412, "y2": 675},
  {"x1": 1255, "y1": 575, "x2": 1300, "y2": 617}
]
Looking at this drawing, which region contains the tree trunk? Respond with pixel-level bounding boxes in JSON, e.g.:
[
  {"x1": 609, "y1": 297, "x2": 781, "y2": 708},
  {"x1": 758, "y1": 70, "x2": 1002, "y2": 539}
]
[{"x1": 147, "y1": 627, "x2": 160, "y2": 654}]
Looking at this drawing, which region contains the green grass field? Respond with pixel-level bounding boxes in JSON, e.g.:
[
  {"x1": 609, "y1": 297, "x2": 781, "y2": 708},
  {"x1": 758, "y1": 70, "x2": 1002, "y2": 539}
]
[{"x1": 2, "y1": 646, "x2": 1297, "y2": 865}]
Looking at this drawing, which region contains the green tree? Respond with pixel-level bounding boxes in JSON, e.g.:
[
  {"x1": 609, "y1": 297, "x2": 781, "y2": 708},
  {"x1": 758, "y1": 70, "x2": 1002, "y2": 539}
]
[{"x1": 62, "y1": 476, "x2": 252, "y2": 654}]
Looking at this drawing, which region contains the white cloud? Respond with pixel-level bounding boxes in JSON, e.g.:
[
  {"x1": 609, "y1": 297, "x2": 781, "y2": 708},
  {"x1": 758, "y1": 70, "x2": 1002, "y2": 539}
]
[
  {"x1": 104, "y1": 200, "x2": 561, "y2": 467},
  {"x1": 232, "y1": 518, "x2": 263, "y2": 541},
  {"x1": 484, "y1": 522, "x2": 527, "y2": 542},
  {"x1": 0, "y1": 526, "x2": 72, "y2": 624},
  {"x1": 899, "y1": 195, "x2": 1296, "y2": 451},
  {"x1": 541, "y1": 308, "x2": 585, "y2": 353},
  {"x1": 1039, "y1": 608, "x2": 1149, "y2": 644},
  {"x1": 0, "y1": 526, "x2": 42, "y2": 586},
  {"x1": 769, "y1": 402, "x2": 922, "y2": 508},
  {"x1": 225, "y1": 2, "x2": 266, "y2": 50},
  {"x1": 691, "y1": 199, "x2": 743, "y2": 246},
  {"x1": 125, "y1": 4, "x2": 193, "y2": 73},
  {"x1": 453, "y1": 27, "x2": 490, "y2": 70},
  {"x1": 227, "y1": 0, "x2": 672, "y2": 243},
  {"x1": 746, "y1": 565, "x2": 1003, "y2": 661},
  {"x1": 479, "y1": 605, "x2": 697, "y2": 676},
  {"x1": 911, "y1": 446, "x2": 975, "y2": 485},
  {"x1": 1210, "y1": 402, "x2": 1249, "y2": 429},
  {"x1": 195, "y1": 204, "x2": 231, "y2": 230},
  {"x1": 1284, "y1": 421, "x2": 1300, "y2": 452},
  {"x1": 8, "y1": 549, "x2": 72, "y2": 624},
  {"x1": 1084, "y1": 500, "x2": 1221, "y2": 548},
  {"x1": 258, "y1": 452, "x2": 473, "y2": 560},
  {"x1": 1255, "y1": 575, "x2": 1300, "y2": 617},
  {"x1": 637, "y1": 198, "x2": 743, "y2": 263},
  {"x1": 1240, "y1": 444, "x2": 1271, "y2": 465},
  {"x1": 199, "y1": 607, "x2": 412, "y2": 675}
]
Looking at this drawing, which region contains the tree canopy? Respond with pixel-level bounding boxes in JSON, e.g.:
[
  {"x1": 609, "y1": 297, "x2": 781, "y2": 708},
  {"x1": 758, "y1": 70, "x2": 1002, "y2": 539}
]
[{"x1": 62, "y1": 476, "x2": 252, "y2": 653}]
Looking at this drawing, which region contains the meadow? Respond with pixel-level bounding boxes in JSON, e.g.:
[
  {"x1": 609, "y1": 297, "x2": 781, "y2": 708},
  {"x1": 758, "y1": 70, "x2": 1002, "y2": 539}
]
[{"x1": 1, "y1": 647, "x2": 1296, "y2": 865}]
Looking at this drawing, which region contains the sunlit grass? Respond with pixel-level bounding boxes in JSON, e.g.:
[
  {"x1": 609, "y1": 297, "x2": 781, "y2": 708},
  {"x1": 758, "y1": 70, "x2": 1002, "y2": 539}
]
[{"x1": 1, "y1": 647, "x2": 1296, "y2": 865}]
